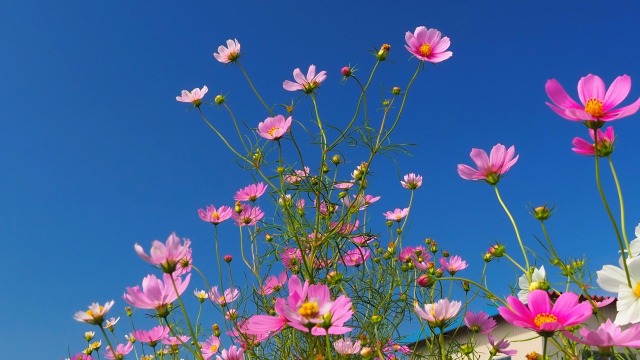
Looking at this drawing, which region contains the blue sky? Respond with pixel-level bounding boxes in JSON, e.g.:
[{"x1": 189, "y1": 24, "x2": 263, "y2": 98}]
[{"x1": 2, "y1": 1, "x2": 640, "y2": 358}]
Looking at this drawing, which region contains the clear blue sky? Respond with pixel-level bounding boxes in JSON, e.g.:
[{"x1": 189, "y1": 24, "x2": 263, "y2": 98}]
[{"x1": 2, "y1": 1, "x2": 640, "y2": 358}]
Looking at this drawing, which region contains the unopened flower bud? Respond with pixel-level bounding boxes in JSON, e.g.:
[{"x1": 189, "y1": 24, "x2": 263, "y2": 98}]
[
  {"x1": 417, "y1": 274, "x2": 434, "y2": 288},
  {"x1": 223, "y1": 255, "x2": 233, "y2": 263},
  {"x1": 461, "y1": 343, "x2": 474, "y2": 355},
  {"x1": 532, "y1": 205, "x2": 553, "y2": 221},
  {"x1": 277, "y1": 166, "x2": 285, "y2": 174},
  {"x1": 371, "y1": 315, "x2": 382, "y2": 324},
  {"x1": 125, "y1": 307, "x2": 132, "y2": 317},
  {"x1": 360, "y1": 346, "x2": 374, "y2": 359},
  {"x1": 462, "y1": 280, "x2": 471, "y2": 292},
  {"x1": 338, "y1": 191, "x2": 348, "y2": 199},
  {"x1": 234, "y1": 201, "x2": 242, "y2": 214},
  {"x1": 483, "y1": 253, "x2": 493, "y2": 262},
  {"x1": 442, "y1": 250, "x2": 450, "y2": 257},
  {"x1": 331, "y1": 154, "x2": 341, "y2": 165},
  {"x1": 213, "y1": 324, "x2": 221, "y2": 337},
  {"x1": 341, "y1": 66, "x2": 352, "y2": 77},
  {"x1": 392, "y1": 86, "x2": 401, "y2": 95},
  {"x1": 430, "y1": 241, "x2": 438, "y2": 253},
  {"x1": 376, "y1": 44, "x2": 391, "y2": 61},
  {"x1": 489, "y1": 243, "x2": 505, "y2": 258},
  {"x1": 327, "y1": 271, "x2": 343, "y2": 284},
  {"x1": 396, "y1": 228, "x2": 402, "y2": 235},
  {"x1": 214, "y1": 94, "x2": 225, "y2": 105},
  {"x1": 526, "y1": 351, "x2": 540, "y2": 360},
  {"x1": 382, "y1": 99, "x2": 390, "y2": 107},
  {"x1": 265, "y1": 233, "x2": 273, "y2": 242},
  {"x1": 386, "y1": 220, "x2": 393, "y2": 227},
  {"x1": 435, "y1": 268, "x2": 444, "y2": 278}
]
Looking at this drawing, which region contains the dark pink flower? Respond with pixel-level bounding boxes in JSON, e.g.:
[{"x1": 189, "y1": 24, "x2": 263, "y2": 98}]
[
  {"x1": 283, "y1": 65, "x2": 327, "y2": 94},
  {"x1": 257, "y1": 115, "x2": 293, "y2": 140},
  {"x1": 545, "y1": 74, "x2": 640, "y2": 124},
  {"x1": 339, "y1": 248, "x2": 370, "y2": 267},
  {"x1": 404, "y1": 26, "x2": 452, "y2": 63},
  {"x1": 176, "y1": 86, "x2": 208, "y2": 107},
  {"x1": 232, "y1": 204, "x2": 264, "y2": 226},
  {"x1": 134, "y1": 233, "x2": 192, "y2": 274},
  {"x1": 132, "y1": 325, "x2": 170, "y2": 347},
  {"x1": 280, "y1": 247, "x2": 303, "y2": 271},
  {"x1": 498, "y1": 290, "x2": 592, "y2": 335},
  {"x1": 198, "y1": 205, "x2": 233, "y2": 224},
  {"x1": 234, "y1": 182, "x2": 268, "y2": 202},
  {"x1": 439, "y1": 255, "x2": 468, "y2": 275},
  {"x1": 261, "y1": 271, "x2": 287, "y2": 295},
  {"x1": 457, "y1": 144, "x2": 519, "y2": 185},
  {"x1": 572, "y1": 126, "x2": 615, "y2": 157},
  {"x1": 464, "y1": 310, "x2": 496, "y2": 334},
  {"x1": 213, "y1": 39, "x2": 241, "y2": 64}
]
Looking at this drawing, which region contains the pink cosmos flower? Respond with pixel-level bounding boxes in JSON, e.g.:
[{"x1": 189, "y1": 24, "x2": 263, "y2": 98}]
[
  {"x1": 209, "y1": 286, "x2": 240, "y2": 306},
  {"x1": 132, "y1": 325, "x2": 170, "y2": 347},
  {"x1": 103, "y1": 342, "x2": 133, "y2": 360},
  {"x1": 198, "y1": 205, "x2": 233, "y2": 225},
  {"x1": 384, "y1": 208, "x2": 409, "y2": 222},
  {"x1": 457, "y1": 144, "x2": 519, "y2": 185},
  {"x1": 201, "y1": 335, "x2": 222, "y2": 359},
  {"x1": 334, "y1": 181, "x2": 355, "y2": 190},
  {"x1": 381, "y1": 340, "x2": 412, "y2": 357},
  {"x1": 216, "y1": 345, "x2": 244, "y2": 360},
  {"x1": 439, "y1": 255, "x2": 468, "y2": 275},
  {"x1": 404, "y1": 26, "x2": 452, "y2": 63},
  {"x1": 176, "y1": 86, "x2": 208, "y2": 107},
  {"x1": 234, "y1": 182, "x2": 268, "y2": 202},
  {"x1": 280, "y1": 247, "x2": 303, "y2": 271},
  {"x1": 232, "y1": 204, "x2": 264, "y2": 226},
  {"x1": 74, "y1": 300, "x2": 115, "y2": 325},
  {"x1": 488, "y1": 333, "x2": 517, "y2": 356},
  {"x1": 103, "y1": 316, "x2": 120, "y2": 330},
  {"x1": 563, "y1": 318, "x2": 640, "y2": 348},
  {"x1": 334, "y1": 338, "x2": 361, "y2": 355},
  {"x1": 284, "y1": 166, "x2": 310, "y2": 184},
  {"x1": 498, "y1": 290, "x2": 592, "y2": 335},
  {"x1": 572, "y1": 126, "x2": 616, "y2": 157},
  {"x1": 261, "y1": 271, "x2": 288, "y2": 295},
  {"x1": 399, "y1": 246, "x2": 431, "y2": 271},
  {"x1": 257, "y1": 115, "x2": 293, "y2": 140},
  {"x1": 70, "y1": 354, "x2": 93, "y2": 360},
  {"x1": 464, "y1": 310, "x2": 497, "y2": 334},
  {"x1": 162, "y1": 335, "x2": 190, "y2": 346},
  {"x1": 401, "y1": 173, "x2": 423, "y2": 189},
  {"x1": 283, "y1": 65, "x2": 327, "y2": 94},
  {"x1": 134, "y1": 232, "x2": 192, "y2": 274},
  {"x1": 123, "y1": 273, "x2": 191, "y2": 315},
  {"x1": 414, "y1": 298, "x2": 462, "y2": 327},
  {"x1": 545, "y1": 74, "x2": 640, "y2": 124},
  {"x1": 351, "y1": 234, "x2": 376, "y2": 246},
  {"x1": 213, "y1": 39, "x2": 241, "y2": 64},
  {"x1": 340, "y1": 248, "x2": 371, "y2": 267}
]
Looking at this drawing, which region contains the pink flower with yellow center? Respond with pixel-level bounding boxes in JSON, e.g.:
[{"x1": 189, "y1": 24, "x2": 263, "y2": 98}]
[
  {"x1": 283, "y1": 65, "x2": 327, "y2": 94},
  {"x1": 257, "y1": 115, "x2": 293, "y2": 140},
  {"x1": 401, "y1": 173, "x2": 423, "y2": 190},
  {"x1": 457, "y1": 144, "x2": 519, "y2": 185},
  {"x1": 339, "y1": 248, "x2": 370, "y2": 267},
  {"x1": 545, "y1": 74, "x2": 640, "y2": 126},
  {"x1": 176, "y1": 86, "x2": 208, "y2": 107},
  {"x1": 404, "y1": 26, "x2": 452, "y2": 63},
  {"x1": 232, "y1": 204, "x2": 264, "y2": 226},
  {"x1": 201, "y1": 335, "x2": 221, "y2": 359},
  {"x1": 134, "y1": 232, "x2": 192, "y2": 274},
  {"x1": 122, "y1": 273, "x2": 191, "y2": 316},
  {"x1": 234, "y1": 182, "x2": 268, "y2": 202},
  {"x1": 213, "y1": 39, "x2": 241, "y2": 64},
  {"x1": 209, "y1": 286, "x2": 239, "y2": 306},
  {"x1": 414, "y1": 298, "x2": 461, "y2": 327},
  {"x1": 572, "y1": 126, "x2": 616, "y2": 157},
  {"x1": 103, "y1": 342, "x2": 133, "y2": 360},
  {"x1": 498, "y1": 290, "x2": 592, "y2": 335},
  {"x1": 261, "y1": 271, "x2": 288, "y2": 295},
  {"x1": 74, "y1": 300, "x2": 115, "y2": 325},
  {"x1": 439, "y1": 255, "x2": 468, "y2": 275},
  {"x1": 132, "y1": 325, "x2": 170, "y2": 347},
  {"x1": 198, "y1": 205, "x2": 233, "y2": 225},
  {"x1": 384, "y1": 208, "x2": 409, "y2": 222}
]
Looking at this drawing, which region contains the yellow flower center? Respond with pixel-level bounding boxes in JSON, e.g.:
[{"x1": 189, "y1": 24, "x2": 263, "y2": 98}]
[
  {"x1": 529, "y1": 281, "x2": 542, "y2": 292},
  {"x1": 298, "y1": 301, "x2": 320, "y2": 319},
  {"x1": 634, "y1": 281, "x2": 640, "y2": 298},
  {"x1": 86, "y1": 306, "x2": 104, "y2": 318},
  {"x1": 533, "y1": 313, "x2": 558, "y2": 328},
  {"x1": 585, "y1": 99, "x2": 604, "y2": 118},
  {"x1": 419, "y1": 43, "x2": 432, "y2": 57},
  {"x1": 210, "y1": 344, "x2": 219, "y2": 353},
  {"x1": 268, "y1": 127, "x2": 280, "y2": 137},
  {"x1": 212, "y1": 211, "x2": 220, "y2": 220}
]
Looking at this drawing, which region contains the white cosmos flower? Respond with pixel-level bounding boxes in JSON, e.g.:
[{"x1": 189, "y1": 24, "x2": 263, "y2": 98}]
[
  {"x1": 517, "y1": 265, "x2": 547, "y2": 302},
  {"x1": 597, "y1": 255, "x2": 640, "y2": 325}
]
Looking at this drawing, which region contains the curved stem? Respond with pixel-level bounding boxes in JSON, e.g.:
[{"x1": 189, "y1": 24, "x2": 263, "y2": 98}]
[
  {"x1": 607, "y1": 156, "x2": 631, "y2": 254},
  {"x1": 493, "y1": 185, "x2": 530, "y2": 274},
  {"x1": 169, "y1": 275, "x2": 203, "y2": 359},
  {"x1": 237, "y1": 61, "x2": 273, "y2": 115}
]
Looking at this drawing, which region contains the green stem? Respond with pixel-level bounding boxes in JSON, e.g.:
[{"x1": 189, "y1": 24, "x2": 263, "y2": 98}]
[
  {"x1": 493, "y1": 185, "x2": 530, "y2": 274},
  {"x1": 169, "y1": 275, "x2": 203, "y2": 359},
  {"x1": 98, "y1": 325, "x2": 119, "y2": 360},
  {"x1": 607, "y1": 156, "x2": 631, "y2": 254},
  {"x1": 237, "y1": 61, "x2": 273, "y2": 115}
]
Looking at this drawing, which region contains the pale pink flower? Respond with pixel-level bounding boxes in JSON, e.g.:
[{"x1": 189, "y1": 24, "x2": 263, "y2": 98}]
[
  {"x1": 344, "y1": 194, "x2": 381, "y2": 211},
  {"x1": 261, "y1": 271, "x2": 288, "y2": 295},
  {"x1": 103, "y1": 316, "x2": 120, "y2": 330},
  {"x1": 213, "y1": 39, "x2": 241, "y2": 64},
  {"x1": 74, "y1": 300, "x2": 115, "y2": 325},
  {"x1": 572, "y1": 126, "x2": 616, "y2": 157},
  {"x1": 198, "y1": 205, "x2": 233, "y2": 224},
  {"x1": 401, "y1": 173, "x2": 423, "y2": 189},
  {"x1": 123, "y1": 273, "x2": 191, "y2": 315},
  {"x1": 209, "y1": 286, "x2": 240, "y2": 306},
  {"x1": 176, "y1": 86, "x2": 208, "y2": 107},
  {"x1": 283, "y1": 65, "x2": 327, "y2": 94},
  {"x1": 232, "y1": 204, "x2": 264, "y2": 226},
  {"x1": 351, "y1": 234, "x2": 376, "y2": 245},
  {"x1": 340, "y1": 248, "x2": 370, "y2": 267},
  {"x1": 280, "y1": 247, "x2": 303, "y2": 271},
  {"x1": 334, "y1": 181, "x2": 355, "y2": 190},
  {"x1": 414, "y1": 298, "x2": 462, "y2": 327},
  {"x1": 334, "y1": 338, "x2": 361, "y2": 355},
  {"x1": 134, "y1": 232, "x2": 192, "y2": 274},
  {"x1": 132, "y1": 325, "x2": 170, "y2": 347},
  {"x1": 404, "y1": 26, "x2": 452, "y2": 63},
  {"x1": 464, "y1": 310, "x2": 497, "y2": 334},
  {"x1": 488, "y1": 333, "x2": 517, "y2": 356},
  {"x1": 399, "y1": 246, "x2": 431, "y2": 271},
  {"x1": 201, "y1": 335, "x2": 222, "y2": 359},
  {"x1": 381, "y1": 340, "x2": 412, "y2": 357},
  {"x1": 216, "y1": 345, "x2": 244, "y2": 360},
  {"x1": 257, "y1": 115, "x2": 293, "y2": 140},
  {"x1": 284, "y1": 166, "x2": 310, "y2": 184},
  {"x1": 384, "y1": 208, "x2": 409, "y2": 222},
  {"x1": 330, "y1": 220, "x2": 360, "y2": 236},
  {"x1": 162, "y1": 335, "x2": 190, "y2": 346},
  {"x1": 457, "y1": 144, "x2": 519, "y2": 185},
  {"x1": 228, "y1": 320, "x2": 270, "y2": 348},
  {"x1": 295, "y1": 198, "x2": 305, "y2": 209},
  {"x1": 563, "y1": 318, "x2": 640, "y2": 348},
  {"x1": 234, "y1": 182, "x2": 268, "y2": 202},
  {"x1": 439, "y1": 255, "x2": 468, "y2": 275},
  {"x1": 498, "y1": 290, "x2": 592, "y2": 334},
  {"x1": 103, "y1": 342, "x2": 133, "y2": 360},
  {"x1": 545, "y1": 74, "x2": 640, "y2": 123},
  {"x1": 225, "y1": 309, "x2": 238, "y2": 321}
]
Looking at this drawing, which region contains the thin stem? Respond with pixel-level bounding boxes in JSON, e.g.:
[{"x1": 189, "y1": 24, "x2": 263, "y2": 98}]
[
  {"x1": 607, "y1": 156, "x2": 631, "y2": 254},
  {"x1": 169, "y1": 275, "x2": 203, "y2": 359},
  {"x1": 237, "y1": 62, "x2": 273, "y2": 115},
  {"x1": 493, "y1": 185, "x2": 530, "y2": 274},
  {"x1": 98, "y1": 326, "x2": 119, "y2": 360}
]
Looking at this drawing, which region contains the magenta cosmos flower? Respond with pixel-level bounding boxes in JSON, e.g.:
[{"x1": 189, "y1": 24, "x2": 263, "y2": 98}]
[
  {"x1": 234, "y1": 182, "x2": 268, "y2": 202},
  {"x1": 384, "y1": 208, "x2": 409, "y2": 222},
  {"x1": 498, "y1": 290, "x2": 592, "y2": 335},
  {"x1": 283, "y1": 65, "x2": 327, "y2": 94},
  {"x1": 232, "y1": 204, "x2": 264, "y2": 226},
  {"x1": 457, "y1": 144, "x2": 519, "y2": 185},
  {"x1": 545, "y1": 74, "x2": 640, "y2": 125},
  {"x1": 213, "y1": 39, "x2": 241, "y2": 64},
  {"x1": 257, "y1": 115, "x2": 293, "y2": 140},
  {"x1": 135, "y1": 232, "x2": 192, "y2": 274},
  {"x1": 401, "y1": 173, "x2": 423, "y2": 190},
  {"x1": 563, "y1": 318, "x2": 640, "y2": 348},
  {"x1": 74, "y1": 300, "x2": 115, "y2": 325},
  {"x1": 261, "y1": 271, "x2": 287, "y2": 295},
  {"x1": 414, "y1": 298, "x2": 462, "y2": 327},
  {"x1": 216, "y1": 345, "x2": 244, "y2": 360},
  {"x1": 488, "y1": 333, "x2": 517, "y2": 356},
  {"x1": 464, "y1": 310, "x2": 497, "y2": 334},
  {"x1": 404, "y1": 26, "x2": 452, "y2": 63},
  {"x1": 176, "y1": 86, "x2": 208, "y2": 107},
  {"x1": 339, "y1": 248, "x2": 371, "y2": 267},
  {"x1": 123, "y1": 273, "x2": 191, "y2": 316},
  {"x1": 198, "y1": 205, "x2": 233, "y2": 225},
  {"x1": 572, "y1": 126, "x2": 615, "y2": 157},
  {"x1": 132, "y1": 325, "x2": 170, "y2": 347}
]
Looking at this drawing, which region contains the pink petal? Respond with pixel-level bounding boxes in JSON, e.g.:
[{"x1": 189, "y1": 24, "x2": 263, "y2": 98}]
[
  {"x1": 578, "y1": 74, "x2": 605, "y2": 104},
  {"x1": 545, "y1": 79, "x2": 582, "y2": 110},
  {"x1": 603, "y1": 75, "x2": 631, "y2": 110}
]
